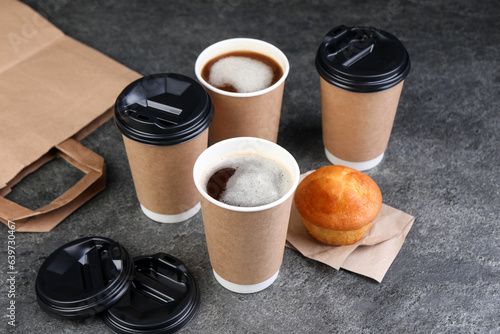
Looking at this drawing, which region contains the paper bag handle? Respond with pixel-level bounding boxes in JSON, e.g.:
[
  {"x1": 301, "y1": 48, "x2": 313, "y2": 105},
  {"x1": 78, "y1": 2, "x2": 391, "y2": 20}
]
[{"x1": 0, "y1": 138, "x2": 105, "y2": 232}]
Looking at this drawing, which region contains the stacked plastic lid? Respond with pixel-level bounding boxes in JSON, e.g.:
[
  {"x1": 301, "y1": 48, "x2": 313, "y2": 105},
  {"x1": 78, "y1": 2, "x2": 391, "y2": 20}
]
[{"x1": 35, "y1": 237, "x2": 200, "y2": 333}]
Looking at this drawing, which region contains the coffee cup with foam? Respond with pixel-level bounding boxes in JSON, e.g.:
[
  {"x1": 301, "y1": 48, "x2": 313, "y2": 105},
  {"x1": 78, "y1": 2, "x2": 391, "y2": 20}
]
[
  {"x1": 193, "y1": 137, "x2": 300, "y2": 293},
  {"x1": 195, "y1": 38, "x2": 289, "y2": 144}
]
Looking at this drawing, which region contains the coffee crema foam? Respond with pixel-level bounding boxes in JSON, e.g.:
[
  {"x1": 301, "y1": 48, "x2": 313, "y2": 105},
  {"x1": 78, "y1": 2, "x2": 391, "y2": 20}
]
[
  {"x1": 205, "y1": 154, "x2": 292, "y2": 207},
  {"x1": 208, "y1": 56, "x2": 274, "y2": 93}
]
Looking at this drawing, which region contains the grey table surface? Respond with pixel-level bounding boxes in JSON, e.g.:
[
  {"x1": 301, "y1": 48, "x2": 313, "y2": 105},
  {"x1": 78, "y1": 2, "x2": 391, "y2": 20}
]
[{"x1": 1, "y1": 0, "x2": 499, "y2": 333}]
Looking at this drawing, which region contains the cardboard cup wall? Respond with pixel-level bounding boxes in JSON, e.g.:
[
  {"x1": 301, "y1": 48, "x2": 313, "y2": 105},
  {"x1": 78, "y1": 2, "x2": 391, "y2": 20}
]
[
  {"x1": 320, "y1": 79, "x2": 404, "y2": 167},
  {"x1": 195, "y1": 38, "x2": 289, "y2": 144},
  {"x1": 193, "y1": 137, "x2": 300, "y2": 293},
  {"x1": 122, "y1": 132, "x2": 208, "y2": 221}
]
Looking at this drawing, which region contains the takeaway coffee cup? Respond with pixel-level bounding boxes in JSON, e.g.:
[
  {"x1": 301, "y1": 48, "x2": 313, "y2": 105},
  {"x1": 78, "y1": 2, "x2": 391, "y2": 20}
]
[
  {"x1": 316, "y1": 25, "x2": 411, "y2": 170},
  {"x1": 195, "y1": 38, "x2": 290, "y2": 144},
  {"x1": 114, "y1": 73, "x2": 214, "y2": 223},
  {"x1": 193, "y1": 137, "x2": 300, "y2": 293}
]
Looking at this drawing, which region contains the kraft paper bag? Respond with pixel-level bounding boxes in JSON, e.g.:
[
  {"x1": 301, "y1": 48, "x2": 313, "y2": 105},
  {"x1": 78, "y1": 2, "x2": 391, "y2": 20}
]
[{"x1": 0, "y1": 0, "x2": 140, "y2": 232}]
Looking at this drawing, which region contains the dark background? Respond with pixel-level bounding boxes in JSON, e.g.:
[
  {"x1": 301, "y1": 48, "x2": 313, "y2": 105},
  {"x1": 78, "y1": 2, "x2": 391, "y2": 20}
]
[{"x1": 1, "y1": 0, "x2": 499, "y2": 333}]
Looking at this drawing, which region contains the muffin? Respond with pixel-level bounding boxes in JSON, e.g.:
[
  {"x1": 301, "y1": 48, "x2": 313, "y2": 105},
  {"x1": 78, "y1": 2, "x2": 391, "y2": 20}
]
[{"x1": 294, "y1": 165, "x2": 382, "y2": 246}]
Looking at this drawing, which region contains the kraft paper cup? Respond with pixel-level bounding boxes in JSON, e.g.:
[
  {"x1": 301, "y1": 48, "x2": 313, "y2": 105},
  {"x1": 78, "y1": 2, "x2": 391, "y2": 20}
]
[
  {"x1": 193, "y1": 137, "x2": 300, "y2": 293},
  {"x1": 114, "y1": 73, "x2": 214, "y2": 223},
  {"x1": 195, "y1": 38, "x2": 290, "y2": 144},
  {"x1": 316, "y1": 25, "x2": 411, "y2": 171}
]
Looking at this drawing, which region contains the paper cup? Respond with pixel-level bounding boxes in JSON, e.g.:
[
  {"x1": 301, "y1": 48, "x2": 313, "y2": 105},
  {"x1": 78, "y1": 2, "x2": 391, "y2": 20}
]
[
  {"x1": 193, "y1": 137, "x2": 300, "y2": 293},
  {"x1": 114, "y1": 73, "x2": 214, "y2": 223},
  {"x1": 195, "y1": 38, "x2": 290, "y2": 144},
  {"x1": 316, "y1": 25, "x2": 411, "y2": 171}
]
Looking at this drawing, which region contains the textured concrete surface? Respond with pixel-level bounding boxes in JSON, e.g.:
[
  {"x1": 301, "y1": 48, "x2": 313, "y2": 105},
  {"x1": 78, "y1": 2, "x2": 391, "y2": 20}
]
[{"x1": 1, "y1": 0, "x2": 499, "y2": 333}]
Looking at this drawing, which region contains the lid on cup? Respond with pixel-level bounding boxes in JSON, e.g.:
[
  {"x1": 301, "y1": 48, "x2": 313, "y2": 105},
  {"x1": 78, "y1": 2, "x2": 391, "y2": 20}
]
[
  {"x1": 316, "y1": 25, "x2": 411, "y2": 93},
  {"x1": 103, "y1": 253, "x2": 200, "y2": 334},
  {"x1": 114, "y1": 73, "x2": 214, "y2": 146},
  {"x1": 35, "y1": 237, "x2": 135, "y2": 319}
]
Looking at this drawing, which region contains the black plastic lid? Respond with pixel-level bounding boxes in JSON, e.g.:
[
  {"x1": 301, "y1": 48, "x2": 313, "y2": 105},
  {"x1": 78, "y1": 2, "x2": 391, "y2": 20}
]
[
  {"x1": 114, "y1": 73, "x2": 214, "y2": 146},
  {"x1": 316, "y1": 25, "x2": 411, "y2": 92},
  {"x1": 103, "y1": 253, "x2": 200, "y2": 334},
  {"x1": 35, "y1": 237, "x2": 135, "y2": 319}
]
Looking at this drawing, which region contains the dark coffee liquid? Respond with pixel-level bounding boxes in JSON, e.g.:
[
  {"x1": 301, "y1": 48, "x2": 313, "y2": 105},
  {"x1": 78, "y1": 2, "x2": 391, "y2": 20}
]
[
  {"x1": 201, "y1": 51, "x2": 283, "y2": 93},
  {"x1": 206, "y1": 167, "x2": 236, "y2": 201}
]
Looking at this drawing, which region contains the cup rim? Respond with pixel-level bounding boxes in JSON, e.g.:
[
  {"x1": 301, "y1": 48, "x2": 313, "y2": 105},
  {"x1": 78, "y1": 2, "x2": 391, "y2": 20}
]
[
  {"x1": 195, "y1": 38, "x2": 290, "y2": 98},
  {"x1": 193, "y1": 137, "x2": 300, "y2": 212}
]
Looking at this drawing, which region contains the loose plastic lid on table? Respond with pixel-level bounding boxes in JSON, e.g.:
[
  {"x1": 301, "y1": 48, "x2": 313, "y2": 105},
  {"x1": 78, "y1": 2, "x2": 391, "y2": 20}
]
[
  {"x1": 114, "y1": 73, "x2": 214, "y2": 146},
  {"x1": 315, "y1": 25, "x2": 411, "y2": 93},
  {"x1": 35, "y1": 237, "x2": 200, "y2": 333},
  {"x1": 103, "y1": 253, "x2": 200, "y2": 334},
  {"x1": 35, "y1": 237, "x2": 135, "y2": 319}
]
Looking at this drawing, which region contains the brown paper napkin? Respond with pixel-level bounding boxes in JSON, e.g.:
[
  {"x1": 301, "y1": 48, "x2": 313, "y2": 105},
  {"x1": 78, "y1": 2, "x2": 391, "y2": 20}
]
[{"x1": 286, "y1": 171, "x2": 415, "y2": 282}]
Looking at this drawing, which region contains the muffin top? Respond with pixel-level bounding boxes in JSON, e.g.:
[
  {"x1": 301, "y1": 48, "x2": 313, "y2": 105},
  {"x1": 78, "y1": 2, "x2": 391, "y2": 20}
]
[{"x1": 294, "y1": 165, "x2": 382, "y2": 231}]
